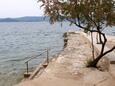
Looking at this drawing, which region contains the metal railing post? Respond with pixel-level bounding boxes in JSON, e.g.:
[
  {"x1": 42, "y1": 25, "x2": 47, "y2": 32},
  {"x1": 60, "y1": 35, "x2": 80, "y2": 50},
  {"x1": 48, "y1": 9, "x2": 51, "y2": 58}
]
[
  {"x1": 26, "y1": 62, "x2": 29, "y2": 74},
  {"x1": 24, "y1": 49, "x2": 50, "y2": 78},
  {"x1": 46, "y1": 49, "x2": 49, "y2": 64}
]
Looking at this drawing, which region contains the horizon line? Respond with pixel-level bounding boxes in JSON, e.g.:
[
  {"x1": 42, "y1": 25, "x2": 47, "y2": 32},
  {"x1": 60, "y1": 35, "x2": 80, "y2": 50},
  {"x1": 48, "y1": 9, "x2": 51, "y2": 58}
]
[{"x1": 0, "y1": 16, "x2": 46, "y2": 19}]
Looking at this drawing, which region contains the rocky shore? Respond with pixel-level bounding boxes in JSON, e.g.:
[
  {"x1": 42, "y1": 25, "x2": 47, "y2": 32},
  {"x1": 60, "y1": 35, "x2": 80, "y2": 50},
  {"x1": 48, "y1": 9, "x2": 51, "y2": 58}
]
[{"x1": 15, "y1": 31, "x2": 115, "y2": 86}]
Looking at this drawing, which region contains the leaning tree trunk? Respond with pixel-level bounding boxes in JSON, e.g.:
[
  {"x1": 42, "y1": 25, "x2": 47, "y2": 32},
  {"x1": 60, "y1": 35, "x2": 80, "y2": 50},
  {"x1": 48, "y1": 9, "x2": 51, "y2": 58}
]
[{"x1": 88, "y1": 31, "x2": 115, "y2": 67}]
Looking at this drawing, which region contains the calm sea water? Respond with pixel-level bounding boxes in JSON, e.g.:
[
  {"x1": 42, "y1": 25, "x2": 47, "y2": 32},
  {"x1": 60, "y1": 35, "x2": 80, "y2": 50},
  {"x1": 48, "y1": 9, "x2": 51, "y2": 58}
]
[
  {"x1": 0, "y1": 22, "x2": 114, "y2": 86},
  {"x1": 0, "y1": 22, "x2": 79, "y2": 86}
]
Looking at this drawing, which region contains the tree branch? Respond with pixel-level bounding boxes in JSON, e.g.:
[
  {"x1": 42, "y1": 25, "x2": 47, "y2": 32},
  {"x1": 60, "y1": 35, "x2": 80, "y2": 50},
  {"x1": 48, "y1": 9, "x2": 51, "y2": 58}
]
[
  {"x1": 100, "y1": 33, "x2": 107, "y2": 54},
  {"x1": 66, "y1": 18, "x2": 88, "y2": 30},
  {"x1": 86, "y1": 15, "x2": 98, "y2": 27},
  {"x1": 102, "y1": 46, "x2": 115, "y2": 57}
]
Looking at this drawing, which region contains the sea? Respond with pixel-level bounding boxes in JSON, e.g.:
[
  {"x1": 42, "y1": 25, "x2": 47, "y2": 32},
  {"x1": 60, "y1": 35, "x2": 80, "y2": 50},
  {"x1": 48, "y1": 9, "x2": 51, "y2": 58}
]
[{"x1": 0, "y1": 22, "x2": 114, "y2": 86}]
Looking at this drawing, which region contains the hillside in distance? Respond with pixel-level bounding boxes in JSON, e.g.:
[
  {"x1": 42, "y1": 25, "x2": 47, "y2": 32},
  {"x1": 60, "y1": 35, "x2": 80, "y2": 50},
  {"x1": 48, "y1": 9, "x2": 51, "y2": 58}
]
[{"x1": 0, "y1": 16, "x2": 49, "y2": 22}]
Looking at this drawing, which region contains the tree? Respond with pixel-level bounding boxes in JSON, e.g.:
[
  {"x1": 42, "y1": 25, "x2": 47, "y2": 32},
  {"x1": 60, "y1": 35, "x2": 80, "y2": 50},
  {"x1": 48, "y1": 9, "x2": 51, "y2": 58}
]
[{"x1": 39, "y1": 0, "x2": 115, "y2": 67}]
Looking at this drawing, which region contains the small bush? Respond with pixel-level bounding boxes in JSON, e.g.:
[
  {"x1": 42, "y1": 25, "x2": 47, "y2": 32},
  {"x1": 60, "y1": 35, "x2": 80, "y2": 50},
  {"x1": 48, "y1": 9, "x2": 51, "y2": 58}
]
[{"x1": 85, "y1": 58, "x2": 93, "y2": 67}]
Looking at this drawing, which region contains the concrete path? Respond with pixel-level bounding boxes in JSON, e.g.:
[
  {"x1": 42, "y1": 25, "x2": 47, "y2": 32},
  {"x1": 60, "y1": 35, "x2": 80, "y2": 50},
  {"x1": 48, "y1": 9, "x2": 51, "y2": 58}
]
[{"x1": 15, "y1": 31, "x2": 115, "y2": 86}]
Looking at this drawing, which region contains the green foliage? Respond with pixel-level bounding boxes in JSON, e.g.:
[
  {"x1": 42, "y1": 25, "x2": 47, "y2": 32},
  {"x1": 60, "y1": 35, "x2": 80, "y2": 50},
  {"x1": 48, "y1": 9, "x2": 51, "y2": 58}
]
[
  {"x1": 39, "y1": 0, "x2": 115, "y2": 31},
  {"x1": 85, "y1": 58, "x2": 93, "y2": 67}
]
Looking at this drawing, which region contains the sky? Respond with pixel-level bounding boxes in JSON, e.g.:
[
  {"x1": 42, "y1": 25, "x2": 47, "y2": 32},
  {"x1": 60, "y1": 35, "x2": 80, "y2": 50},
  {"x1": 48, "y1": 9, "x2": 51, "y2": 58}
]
[{"x1": 0, "y1": 0, "x2": 44, "y2": 18}]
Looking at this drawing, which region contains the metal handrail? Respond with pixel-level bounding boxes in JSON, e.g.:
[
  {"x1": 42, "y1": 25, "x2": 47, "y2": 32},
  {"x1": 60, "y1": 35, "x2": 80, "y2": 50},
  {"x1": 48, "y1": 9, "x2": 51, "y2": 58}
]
[
  {"x1": 25, "y1": 49, "x2": 49, "y2": 74},
  {"x1": 25, "y1": 51, "x2": 46, "y2": 63},
  {"x1": 24, "y1": 46, "x2": 63, "y2": 76}
]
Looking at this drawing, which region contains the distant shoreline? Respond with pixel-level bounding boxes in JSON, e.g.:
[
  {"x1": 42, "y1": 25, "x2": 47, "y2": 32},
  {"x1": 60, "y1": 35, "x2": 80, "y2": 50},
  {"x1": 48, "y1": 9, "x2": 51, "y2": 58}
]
[{"x1": 0, "y1": 16, "x2": 49, "y2": 22}]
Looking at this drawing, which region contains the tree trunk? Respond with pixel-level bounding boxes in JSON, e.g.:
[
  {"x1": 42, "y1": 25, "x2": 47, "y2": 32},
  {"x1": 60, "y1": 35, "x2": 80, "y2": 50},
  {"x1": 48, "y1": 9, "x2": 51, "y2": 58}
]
[
  {"x1": 98, "y1": 32, "x2": 103, "y2": 44},
  {"x1": 88, "y1": 32, "x2": 106, "y2": 67},
  {"x1": 88, "y1": 46, "x2": 115, "y2": 67},
  {"x1": 96, "y1": 32, "x2": 103, "y2": 44},
  {"x1": 91, "y1": 31, "x2": 95, "y2": 60},
  {"x1": 96, "y1": 26, "x2": 103, "y2": 44},
  {"x1": 87, "y1": 30, "x2": 115, "y2": 67},
  {"x1": 96, "y1": 32, "x2": 99, "y2": 44}
]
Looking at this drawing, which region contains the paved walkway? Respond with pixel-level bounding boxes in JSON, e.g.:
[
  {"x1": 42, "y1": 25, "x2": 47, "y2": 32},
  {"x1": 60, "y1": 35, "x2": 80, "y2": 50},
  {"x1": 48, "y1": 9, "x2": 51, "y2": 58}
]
[{"x1": 15, "y1": 31, "x2": 115, "y2": 86}]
